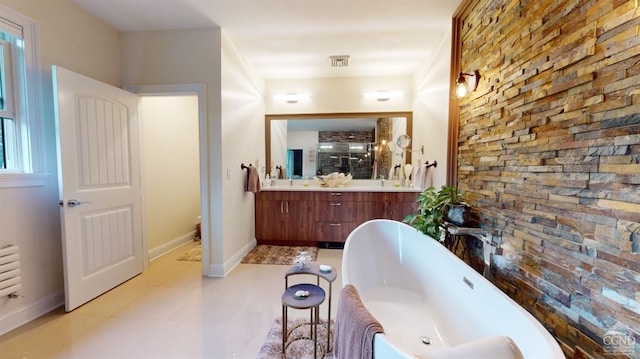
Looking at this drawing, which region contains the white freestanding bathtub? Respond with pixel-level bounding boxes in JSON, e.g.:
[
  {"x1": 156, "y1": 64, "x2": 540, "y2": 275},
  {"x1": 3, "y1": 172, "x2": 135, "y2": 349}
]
[{"x1": 342, "y1": 219, "x2": 565, "y2": 359}]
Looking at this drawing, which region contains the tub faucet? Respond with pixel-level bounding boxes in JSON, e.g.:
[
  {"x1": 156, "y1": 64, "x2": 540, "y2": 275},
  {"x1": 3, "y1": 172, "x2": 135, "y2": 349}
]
[{"x1": 447, "y1": 227, "x2": 503, "y2": 278}]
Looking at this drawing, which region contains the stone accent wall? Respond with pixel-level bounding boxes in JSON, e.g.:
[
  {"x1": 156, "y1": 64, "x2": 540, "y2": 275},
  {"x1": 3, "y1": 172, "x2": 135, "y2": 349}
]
[
  {"x1": 317, "y1": 130, "x2": 375, "y2": 178},
  {"x1": 318, "y1": 130, "x2": 374, "y2": 143},
  {"x1": 377, "y1": 117, "x2": 392, "y2": 178},
  {"x1": 456, "y1": 0, "x2": 640, "y2": 358}
]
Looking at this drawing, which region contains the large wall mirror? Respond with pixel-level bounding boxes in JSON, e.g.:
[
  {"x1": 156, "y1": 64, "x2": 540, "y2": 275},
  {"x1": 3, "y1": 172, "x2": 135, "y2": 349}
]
[{"x1": 265, "y1": 112, "x2": 413, "y2": 180}]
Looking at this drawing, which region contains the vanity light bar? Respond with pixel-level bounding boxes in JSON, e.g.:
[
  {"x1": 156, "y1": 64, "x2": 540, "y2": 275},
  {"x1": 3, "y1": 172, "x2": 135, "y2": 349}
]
[
  {"x1": 273, "y1": 93, "x2": 311, "y2": 103},
  {"x1": 364, "y1": 91, "x2": 404, "y2": 101}
]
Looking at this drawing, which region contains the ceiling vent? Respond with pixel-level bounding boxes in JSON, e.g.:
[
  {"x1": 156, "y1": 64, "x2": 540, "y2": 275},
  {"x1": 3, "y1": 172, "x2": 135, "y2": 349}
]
[{"x1": 330, "y1": 55, "x2": 350, "y2": 67}]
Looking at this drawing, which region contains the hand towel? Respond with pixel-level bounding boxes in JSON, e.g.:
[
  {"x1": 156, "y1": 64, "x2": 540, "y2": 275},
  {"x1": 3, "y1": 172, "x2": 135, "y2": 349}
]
[
  {"x1": 246, "y1": 165, "x2": 260, "y2": 193},
  {"x1": 414, "y1": 164, "x2": 429, "y2": 190},
  {"x1": 333, "y1": 284, "x2": 384, "y2": 359}
]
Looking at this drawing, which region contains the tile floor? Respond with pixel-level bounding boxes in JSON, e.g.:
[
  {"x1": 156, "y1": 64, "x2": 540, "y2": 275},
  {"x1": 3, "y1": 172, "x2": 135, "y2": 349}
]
[{"x1": 0, "y1": 242, "x2": 343, "y2": 359}]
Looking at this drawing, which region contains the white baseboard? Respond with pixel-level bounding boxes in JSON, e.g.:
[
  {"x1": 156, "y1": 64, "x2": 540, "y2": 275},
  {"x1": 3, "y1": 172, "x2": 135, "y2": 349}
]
[
  {"x1": 149, "y1": 231, "x2": 197, "y2": 261},
  {"x1": 208, "y1": 239, "x2": 256, "y2": 277},
  {"x1": 0, "y1": 289, "x2": 64, "y2": 336}
]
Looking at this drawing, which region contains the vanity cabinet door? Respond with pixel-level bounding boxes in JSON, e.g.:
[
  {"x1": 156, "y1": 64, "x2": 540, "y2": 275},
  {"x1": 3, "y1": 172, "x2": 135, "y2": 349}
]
[
  {"x1": 255, "y1": 191, "x2": 315, "y2": 244},
  {"x1": 284, "y1": 193, "x2": 315, "y2": 242},
  {"x1": 370, "y1": 192, "x2": 419, "y2": 221},
  {"x1": 255, "y1": 192, "x2": 287, "y2": 242},
  {"x1": 394, "y1": 192, "x2": 419, "y2": 221}
]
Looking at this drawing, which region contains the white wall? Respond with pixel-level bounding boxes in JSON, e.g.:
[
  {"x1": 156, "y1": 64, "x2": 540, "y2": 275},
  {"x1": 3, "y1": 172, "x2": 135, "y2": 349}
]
[
  {"x1": 121, "y1": 28, "x2": 225, "y2": 276},
  {"x1": 412, "y1": 32, "x2": 452, "y2": 188},
  {"x1": 0, "y1": 0, "x2": 122, "y2": 335},
  {"x1": 140, "y1": 96, "x2": 200, "y2": 257},
  {"x1": 270, "y1": 120, "x2": 287, "y2": 177},
  {"x1": 391, "y1": 117, "x2": 407, "y2": 177},
  {"x1": 266, "y1": 75, "x2": 413, "y2": 114},
  {"x1": 220, "y1": 30, "x2": 265, "y2": 272},
  {"x1": 287, "y1": 131, "x2": 319, "y2": 178}
]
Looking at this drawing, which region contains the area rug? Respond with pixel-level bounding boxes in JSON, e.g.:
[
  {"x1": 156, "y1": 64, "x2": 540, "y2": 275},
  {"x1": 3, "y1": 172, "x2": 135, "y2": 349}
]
[
  {"x1": 176, "y1": 244, "x2": 201, "y2": 261},
  {"x1": 257, "y1": 317, "x2": 335, "y2": 359},
  {"x1": 241, "y1": 245, "x2": 318, "y2": 265}
]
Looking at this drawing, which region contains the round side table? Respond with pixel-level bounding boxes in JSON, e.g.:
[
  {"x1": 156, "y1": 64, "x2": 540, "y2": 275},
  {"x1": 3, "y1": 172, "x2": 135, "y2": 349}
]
[{"x1": 282, "y1": 283, "x2": 326, "y2": 359}]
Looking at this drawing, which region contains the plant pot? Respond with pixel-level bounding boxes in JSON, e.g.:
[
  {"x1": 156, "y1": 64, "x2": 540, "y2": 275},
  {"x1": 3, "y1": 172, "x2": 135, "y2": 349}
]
[{"x1": 447, "y1": 203, "x2": 470, "y2": 226}]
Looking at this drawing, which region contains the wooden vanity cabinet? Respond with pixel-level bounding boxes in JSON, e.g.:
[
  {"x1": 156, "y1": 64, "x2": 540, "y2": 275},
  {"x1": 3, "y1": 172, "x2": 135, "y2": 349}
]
[
  {"x1": 314, "y1": 192, "x2": 366, "y2": 243},
  {"x1": 255, "y1": 190, "x2": 419, "y2": 245},
  {"x1": 255, "y1": 191, "x2": 315, "y2": 245},
  {"x1": 369, "y1": 192, "x2": 419, "y2": 221}
]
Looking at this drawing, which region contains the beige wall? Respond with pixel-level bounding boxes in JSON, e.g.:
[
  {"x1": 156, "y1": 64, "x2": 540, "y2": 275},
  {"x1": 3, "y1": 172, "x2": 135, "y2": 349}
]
[
  {"x1": 0, "y1": 0, "x2": 122, "y2": 335},
  {"x1": 141, "y1": 96, "x2": 200, "y2": 256}
]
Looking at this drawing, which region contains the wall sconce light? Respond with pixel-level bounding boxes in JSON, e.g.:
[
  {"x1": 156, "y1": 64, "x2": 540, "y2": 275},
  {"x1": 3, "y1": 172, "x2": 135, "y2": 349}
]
[
  {"x1": 273, "y1": 93, "x2": 311, "y2": 103},
  {"x1": 364, "y1": 91, "x2": 404, "y2": 101},
  {"x1": 453, "y1": 70, "x2": 481, "y2": 99}
]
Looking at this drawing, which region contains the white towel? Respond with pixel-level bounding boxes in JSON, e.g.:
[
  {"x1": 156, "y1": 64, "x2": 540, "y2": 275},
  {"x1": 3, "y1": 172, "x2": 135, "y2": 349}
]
[{"x1": 413, "y1": 164, "x2": 429, "y2": 189}]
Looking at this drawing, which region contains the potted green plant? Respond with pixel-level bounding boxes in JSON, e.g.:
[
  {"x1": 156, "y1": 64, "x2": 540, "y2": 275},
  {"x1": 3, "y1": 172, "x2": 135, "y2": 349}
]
[{"x1": 403, "y1": 185, "x2": 468, "y2": 241}]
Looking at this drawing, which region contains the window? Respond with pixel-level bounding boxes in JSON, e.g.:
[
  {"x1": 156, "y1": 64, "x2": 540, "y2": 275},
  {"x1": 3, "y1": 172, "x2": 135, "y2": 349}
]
[
  {"x1": 0, "y1": 36, "x2": 16, "y2": 171},
  {"x1": 0, "y1": 5, "x2": 44, "y2": 187}
]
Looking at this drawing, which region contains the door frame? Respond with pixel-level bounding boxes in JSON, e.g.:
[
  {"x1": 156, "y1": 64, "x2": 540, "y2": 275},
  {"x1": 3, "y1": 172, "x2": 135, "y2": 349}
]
[{"x1": 125, "y1": 84, "x2": 208, "y2": 274}]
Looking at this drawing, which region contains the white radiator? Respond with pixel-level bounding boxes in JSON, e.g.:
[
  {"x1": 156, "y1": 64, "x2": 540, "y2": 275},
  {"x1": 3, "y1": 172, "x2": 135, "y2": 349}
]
[{"x1": 0, "y1": 245, "x2": 21, "y2": 298}]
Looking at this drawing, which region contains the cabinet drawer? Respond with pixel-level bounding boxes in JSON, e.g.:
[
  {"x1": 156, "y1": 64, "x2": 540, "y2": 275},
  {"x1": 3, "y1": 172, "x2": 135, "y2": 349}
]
[
  {"x1": 313, "y1": 191, "x2": 368, "y2": 202},
  {"x1": 316, "y1": 221, "x2": 357, "y2": 242},
  {"x1": 315, "y1": 201, "x2": 356, "y2": 221}
]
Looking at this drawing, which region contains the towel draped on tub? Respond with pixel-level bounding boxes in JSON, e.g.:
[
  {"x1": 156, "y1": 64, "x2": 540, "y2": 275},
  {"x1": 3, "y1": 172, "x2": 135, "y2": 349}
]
[{"x1": 333, "y1": 284, "x2": 384, "y2": 359}]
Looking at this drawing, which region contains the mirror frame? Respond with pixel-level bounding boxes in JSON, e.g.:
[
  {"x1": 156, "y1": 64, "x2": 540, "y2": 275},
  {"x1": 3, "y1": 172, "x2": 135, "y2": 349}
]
[{"x1": 265, "y1": 112, "x2": 413, "y2": 177}]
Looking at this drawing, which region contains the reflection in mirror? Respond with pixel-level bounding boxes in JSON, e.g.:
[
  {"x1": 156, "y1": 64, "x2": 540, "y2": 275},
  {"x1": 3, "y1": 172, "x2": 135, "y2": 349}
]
[
  {"x1": 265, "y1": 112, "x2": 412, "y2": 180},
  {"x1": 397, "y1": 134, "x2": 411, "y2": 149}
]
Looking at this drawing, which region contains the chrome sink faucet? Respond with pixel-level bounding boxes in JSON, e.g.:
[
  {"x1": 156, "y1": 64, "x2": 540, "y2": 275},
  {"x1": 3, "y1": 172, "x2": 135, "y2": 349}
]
[
  {"x1": 380, "y1": 175, "x2": 385, "y2": 187},
  {"x1": 289, "y1": 177, "x2": 293, "y2": 186}
]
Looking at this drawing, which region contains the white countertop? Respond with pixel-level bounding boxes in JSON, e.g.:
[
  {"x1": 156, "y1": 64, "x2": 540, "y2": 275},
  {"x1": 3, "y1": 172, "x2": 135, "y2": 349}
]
[{"x1": 260, "y1": 179, "x2": 422, "y2": 192}]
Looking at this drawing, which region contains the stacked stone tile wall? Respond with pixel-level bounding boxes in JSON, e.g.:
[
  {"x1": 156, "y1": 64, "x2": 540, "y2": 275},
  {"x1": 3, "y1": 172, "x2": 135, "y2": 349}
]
[
  {"x1": 456, "y1": 0, "x2": 640, "y2": 357},
  {"x1": 317, "y1": 130, "x2": 375, "y2": 178},
  {"x1": 317, "y1": 130, "x2": 374, "y2": 143}
]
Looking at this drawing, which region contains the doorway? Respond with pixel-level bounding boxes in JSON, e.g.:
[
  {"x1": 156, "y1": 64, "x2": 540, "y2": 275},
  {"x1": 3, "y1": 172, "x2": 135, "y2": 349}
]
[
  {"x1": 286, "y1": 149, "x2": 303, "y2": 179},
  {"x1": 140, "y1": 95, "x2": 200, "y2": 259},
  {"x1": 125, "y1": 84, "x2": 211, "y2": 275}
]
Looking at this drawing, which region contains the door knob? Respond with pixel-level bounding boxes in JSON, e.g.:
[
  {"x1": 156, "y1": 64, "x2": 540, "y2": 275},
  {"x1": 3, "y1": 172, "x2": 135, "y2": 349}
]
[{"x1": 67, "y1": 199, "x2": 90, "y2": 207}]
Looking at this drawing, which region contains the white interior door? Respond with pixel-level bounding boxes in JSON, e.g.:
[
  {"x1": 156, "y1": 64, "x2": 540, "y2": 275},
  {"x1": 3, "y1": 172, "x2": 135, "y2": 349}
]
[{"x1": 53, "y1": 66, "x2": 144, "y2": 312}]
